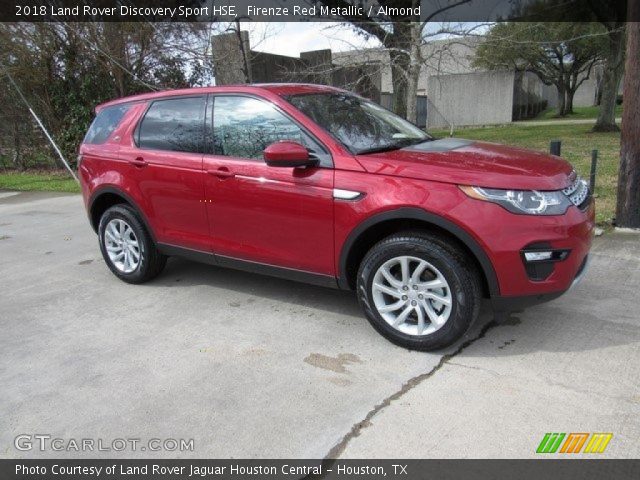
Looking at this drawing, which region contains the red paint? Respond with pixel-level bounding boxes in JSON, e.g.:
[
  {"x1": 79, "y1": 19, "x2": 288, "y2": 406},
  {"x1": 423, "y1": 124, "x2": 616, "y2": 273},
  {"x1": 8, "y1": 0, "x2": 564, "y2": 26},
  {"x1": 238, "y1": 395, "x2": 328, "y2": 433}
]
[
  {"x1": 80, "y1": 84, "x2": 594, "y2": 301},
  {"x1": 263, "y1": 141, "x2": 311, "y2": 166},
  {"x1": 357, "y1": 141, "x2": 574, "y2": 190}
]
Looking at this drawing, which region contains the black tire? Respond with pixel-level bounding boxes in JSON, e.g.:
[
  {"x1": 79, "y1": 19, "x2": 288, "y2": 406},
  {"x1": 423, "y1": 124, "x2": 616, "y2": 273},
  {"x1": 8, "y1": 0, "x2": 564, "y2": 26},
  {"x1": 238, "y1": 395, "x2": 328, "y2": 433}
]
[
  {"x1": 357, "y1": 232, "x2": 481, "y2": 351},
  {"x1": 98, "y1": 204, "x2": 166, "y2": 284}
]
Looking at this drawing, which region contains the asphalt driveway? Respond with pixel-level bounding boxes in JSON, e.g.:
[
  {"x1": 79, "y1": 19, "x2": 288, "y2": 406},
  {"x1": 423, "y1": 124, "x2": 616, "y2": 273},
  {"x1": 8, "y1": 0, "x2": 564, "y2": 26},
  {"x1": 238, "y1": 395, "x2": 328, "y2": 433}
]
[{"x1": 1, "y1": 191, "x2": 638, "y2": 459}]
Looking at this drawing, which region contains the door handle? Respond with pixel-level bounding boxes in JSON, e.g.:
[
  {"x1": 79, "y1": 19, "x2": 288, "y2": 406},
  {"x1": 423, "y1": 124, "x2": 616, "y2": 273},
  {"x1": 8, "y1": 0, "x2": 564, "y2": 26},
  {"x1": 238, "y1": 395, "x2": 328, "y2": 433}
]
[
  {"x1": 207, "y1": 168, "x2": 235, "y2": 179},
  {"x1": 128, "y1": 157, "x2": 148, "y2": 168}
]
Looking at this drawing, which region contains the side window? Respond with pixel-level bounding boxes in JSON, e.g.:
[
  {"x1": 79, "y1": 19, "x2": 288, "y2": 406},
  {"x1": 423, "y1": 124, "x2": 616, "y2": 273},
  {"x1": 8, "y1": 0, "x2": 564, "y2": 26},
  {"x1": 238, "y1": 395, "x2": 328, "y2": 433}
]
[
  {"x1": 83, "y1": 104, "x2": 131, "y2": 144},
  {"x1": 212, "y1": 96, "x2": 330, "y2": 166},
  {"x1": 137, "y1": 97, "x2": 206, "y2": 153}
]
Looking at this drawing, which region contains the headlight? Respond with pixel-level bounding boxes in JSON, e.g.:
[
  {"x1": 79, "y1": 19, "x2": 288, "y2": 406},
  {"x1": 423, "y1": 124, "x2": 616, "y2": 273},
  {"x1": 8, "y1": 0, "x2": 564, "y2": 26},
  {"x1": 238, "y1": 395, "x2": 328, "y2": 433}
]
[{"x1": 460, "y1": 185, "x2": 572, "y2": 215}]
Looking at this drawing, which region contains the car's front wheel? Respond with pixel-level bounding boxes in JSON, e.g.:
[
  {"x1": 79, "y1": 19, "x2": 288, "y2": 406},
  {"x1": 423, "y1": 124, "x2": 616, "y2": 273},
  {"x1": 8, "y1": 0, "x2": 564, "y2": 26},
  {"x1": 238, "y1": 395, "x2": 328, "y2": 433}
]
[
  {"x1": 357, "y1": 232, "x2": 481, "y2": 351},
  {"x1": 98, "y1": 204, "x2": 166, "y2": 283}
]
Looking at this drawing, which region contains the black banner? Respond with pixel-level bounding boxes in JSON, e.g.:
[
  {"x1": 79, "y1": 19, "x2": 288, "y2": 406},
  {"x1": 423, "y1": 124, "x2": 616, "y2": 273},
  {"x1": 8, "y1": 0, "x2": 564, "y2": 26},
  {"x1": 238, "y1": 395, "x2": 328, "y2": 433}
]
[
  {"x1": 0, "y1": 0, "x2": 633, "y2": 23},
  {"x1": 2, "y1": 459, "x2": 640, "y2": 480}
]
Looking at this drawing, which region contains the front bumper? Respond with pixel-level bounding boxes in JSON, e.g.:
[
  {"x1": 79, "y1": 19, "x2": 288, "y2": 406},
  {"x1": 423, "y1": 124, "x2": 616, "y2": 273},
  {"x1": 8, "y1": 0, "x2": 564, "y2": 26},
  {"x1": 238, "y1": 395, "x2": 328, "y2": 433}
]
[
  {"x1": 451, "y1": 195, "x2": 595, "y2": 299},
  {"x1": 568, "y1": 253, "x2": 591, "y2": 290},
  {"x1": 491, "y1": 253, "x2": 591, "y2": 312}
]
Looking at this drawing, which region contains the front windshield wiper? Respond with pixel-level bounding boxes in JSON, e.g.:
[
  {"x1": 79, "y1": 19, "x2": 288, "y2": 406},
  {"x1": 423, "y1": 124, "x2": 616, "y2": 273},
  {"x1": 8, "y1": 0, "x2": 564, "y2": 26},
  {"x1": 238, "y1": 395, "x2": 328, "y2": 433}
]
[{"x1": 356, "y1": 137, "x2": 431, "y2": 155}]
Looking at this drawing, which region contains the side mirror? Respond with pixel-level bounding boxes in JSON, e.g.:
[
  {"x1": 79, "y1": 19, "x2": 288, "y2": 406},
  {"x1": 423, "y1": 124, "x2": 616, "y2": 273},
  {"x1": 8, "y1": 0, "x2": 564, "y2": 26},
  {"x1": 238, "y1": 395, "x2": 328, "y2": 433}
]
[{"x1": 263, "y1": 141, "x2": 318, "y2": 168}]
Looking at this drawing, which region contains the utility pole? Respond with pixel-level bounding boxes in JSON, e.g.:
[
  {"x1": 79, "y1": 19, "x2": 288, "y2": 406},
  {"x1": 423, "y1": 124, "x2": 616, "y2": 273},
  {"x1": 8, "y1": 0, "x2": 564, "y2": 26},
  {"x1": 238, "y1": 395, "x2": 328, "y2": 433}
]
[{"x1": 615, "y1": 6, "x2": 640, "y2": 227}]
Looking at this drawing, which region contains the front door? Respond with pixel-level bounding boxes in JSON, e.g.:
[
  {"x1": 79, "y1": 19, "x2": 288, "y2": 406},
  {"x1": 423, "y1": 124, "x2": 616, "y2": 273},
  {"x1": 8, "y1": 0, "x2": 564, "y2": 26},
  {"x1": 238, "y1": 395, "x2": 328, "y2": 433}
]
[{"x1": 203, "y1": 95, "x2": 335, "y2": 276}]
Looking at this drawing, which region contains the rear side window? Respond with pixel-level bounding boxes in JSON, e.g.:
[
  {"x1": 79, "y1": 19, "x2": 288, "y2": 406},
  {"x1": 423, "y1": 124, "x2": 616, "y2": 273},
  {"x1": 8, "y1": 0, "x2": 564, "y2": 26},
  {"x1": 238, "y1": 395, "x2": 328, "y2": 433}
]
[
  {"x1": 83, "y1": 104, "x2": 131, "y2": 144},
  {"x1": 137, "y1": 97, "x2": 206, "y2": 153}
]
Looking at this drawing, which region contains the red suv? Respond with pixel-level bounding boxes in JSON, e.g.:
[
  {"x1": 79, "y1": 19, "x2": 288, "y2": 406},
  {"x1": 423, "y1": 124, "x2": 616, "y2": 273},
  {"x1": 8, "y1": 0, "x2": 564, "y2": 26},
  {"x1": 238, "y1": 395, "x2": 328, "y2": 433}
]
[{"x1": 79, "y1": 84, "x2": 594, "y2": 350}]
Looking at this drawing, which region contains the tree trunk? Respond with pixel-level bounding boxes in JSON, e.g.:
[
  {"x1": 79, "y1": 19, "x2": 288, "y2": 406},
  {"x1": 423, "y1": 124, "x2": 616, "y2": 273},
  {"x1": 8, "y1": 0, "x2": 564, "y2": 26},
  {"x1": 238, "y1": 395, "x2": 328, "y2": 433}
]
[
  {"x1": 594, "y1": 26, "x2": 625, "y2": 132},
  {"x1": 556, "y1": 83, "x2": 566, "y2": 116},
  {"x1": 385, "y1": 24, "x2": 411, "y2": 119},
  {"x1": 566, "y1": 88, "x2": 575, "y2": 114},
  {"x1": 615, "y1": 18, "x2": 640, "y2": 228},
  {"x1": 12, "y1": 122, "x2": 23, "y2": 170},
  {"x1": 405, "y1": 24, "x2": 422, "y2": 124}
]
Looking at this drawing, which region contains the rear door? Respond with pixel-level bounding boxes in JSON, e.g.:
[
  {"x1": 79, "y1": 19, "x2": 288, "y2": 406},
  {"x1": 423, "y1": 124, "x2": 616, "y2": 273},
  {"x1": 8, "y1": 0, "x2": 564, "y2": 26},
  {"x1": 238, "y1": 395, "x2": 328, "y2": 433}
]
[
  {"x1": 203, "y1": 94, "x2": 335, "y2": 276},
  {"x1": 118, "y1": 96, "x2": 210, "y2": 251}
]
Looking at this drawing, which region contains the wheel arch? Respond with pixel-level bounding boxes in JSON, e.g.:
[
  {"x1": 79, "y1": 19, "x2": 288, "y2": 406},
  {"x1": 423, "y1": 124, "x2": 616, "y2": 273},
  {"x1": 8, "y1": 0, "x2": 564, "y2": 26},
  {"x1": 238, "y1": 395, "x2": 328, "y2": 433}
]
[
  {"x1": 88, "y1": 187, "x2": 156, "y2": 243},
  {"x1": 338, "y1": 207, "x2": 499, "y2": 297}
]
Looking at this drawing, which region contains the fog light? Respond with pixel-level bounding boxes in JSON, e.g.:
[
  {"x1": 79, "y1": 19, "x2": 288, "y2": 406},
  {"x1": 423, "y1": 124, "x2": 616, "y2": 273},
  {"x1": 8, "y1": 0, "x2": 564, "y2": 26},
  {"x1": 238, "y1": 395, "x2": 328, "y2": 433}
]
[{"x1": 524, "y1": 251, "x2": 553, "y2": 262}]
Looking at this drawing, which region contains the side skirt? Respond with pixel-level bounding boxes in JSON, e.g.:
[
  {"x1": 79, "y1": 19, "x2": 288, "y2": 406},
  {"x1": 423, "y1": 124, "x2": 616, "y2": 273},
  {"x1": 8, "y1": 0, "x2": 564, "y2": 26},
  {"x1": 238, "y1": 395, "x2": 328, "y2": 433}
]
[{"x1": 157, "y1": 243, "x2": 339, "y2": 289}]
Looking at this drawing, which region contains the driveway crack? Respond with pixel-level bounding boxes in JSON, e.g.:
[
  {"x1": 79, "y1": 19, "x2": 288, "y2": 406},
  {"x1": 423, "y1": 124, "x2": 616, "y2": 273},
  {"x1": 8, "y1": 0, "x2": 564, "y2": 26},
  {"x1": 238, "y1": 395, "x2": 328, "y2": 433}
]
[{"x1": 324, "y1": 319, "x2": 500, "y2": 460}]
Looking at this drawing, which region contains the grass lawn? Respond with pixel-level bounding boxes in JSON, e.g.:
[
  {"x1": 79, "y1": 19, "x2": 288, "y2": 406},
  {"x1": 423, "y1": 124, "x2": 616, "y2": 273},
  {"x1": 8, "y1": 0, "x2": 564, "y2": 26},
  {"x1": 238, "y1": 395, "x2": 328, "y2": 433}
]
[
  {"x1": 534, "y1": 104, "x2": 623, "y2": 121},
  {"x1": 431, "y1": 123, "x2": 620, "y2": 226},
  {"x1": 0, "y1": 171, "x2": 80, "y2": 193}
]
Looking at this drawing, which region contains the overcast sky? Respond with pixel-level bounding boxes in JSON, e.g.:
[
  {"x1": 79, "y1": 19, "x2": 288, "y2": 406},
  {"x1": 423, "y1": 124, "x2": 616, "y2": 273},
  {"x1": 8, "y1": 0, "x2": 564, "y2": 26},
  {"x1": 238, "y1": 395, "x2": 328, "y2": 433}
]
[
  {"x1": 241, "y1": 22, "x2": 487, "y2": 57},
  {"x1": 244, "y1": 22, "x2": 382, "y2": 56}
]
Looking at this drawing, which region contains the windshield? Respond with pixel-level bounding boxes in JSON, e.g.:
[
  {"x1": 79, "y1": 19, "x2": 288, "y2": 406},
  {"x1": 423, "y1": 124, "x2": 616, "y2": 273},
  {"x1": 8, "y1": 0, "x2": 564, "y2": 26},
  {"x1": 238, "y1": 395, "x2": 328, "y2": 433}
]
[{"x1": 287, "y1": 93, "x2": 431, "y2": 154}]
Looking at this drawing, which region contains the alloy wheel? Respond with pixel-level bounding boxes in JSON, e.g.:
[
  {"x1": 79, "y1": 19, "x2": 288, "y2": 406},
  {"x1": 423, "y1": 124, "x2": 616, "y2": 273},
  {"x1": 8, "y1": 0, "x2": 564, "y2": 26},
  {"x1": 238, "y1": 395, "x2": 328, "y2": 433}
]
[
  {"x1": 371, "y1": 255, "x2": 453, "y2": 336},
  {"x1": 104, "y1": 218, "x2": 141, "y2": 274}
]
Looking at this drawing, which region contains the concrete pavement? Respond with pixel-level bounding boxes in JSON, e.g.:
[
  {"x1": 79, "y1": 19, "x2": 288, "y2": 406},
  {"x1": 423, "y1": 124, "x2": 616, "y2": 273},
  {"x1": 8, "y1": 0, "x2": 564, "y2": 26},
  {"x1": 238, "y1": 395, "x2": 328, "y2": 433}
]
[{"x1": 0, "y1": 191, "x2": 638, "y2": 459}]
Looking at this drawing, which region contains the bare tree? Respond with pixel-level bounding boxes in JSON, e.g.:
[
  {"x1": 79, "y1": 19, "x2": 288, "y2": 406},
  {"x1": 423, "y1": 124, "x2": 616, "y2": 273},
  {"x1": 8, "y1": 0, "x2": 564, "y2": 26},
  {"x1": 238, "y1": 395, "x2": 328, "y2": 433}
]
[
  {"x1": 313, "y1": 0, "x2": 472, "y2": 120},
  {"x1": 1, "y1": 22, "x2": 213, "y2": 164}
]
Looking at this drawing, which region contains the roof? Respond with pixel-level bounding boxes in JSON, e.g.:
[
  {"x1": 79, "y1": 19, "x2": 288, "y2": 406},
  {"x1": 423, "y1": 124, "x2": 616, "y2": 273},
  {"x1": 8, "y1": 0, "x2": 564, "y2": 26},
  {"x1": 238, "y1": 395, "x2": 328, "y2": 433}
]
[
  {"x1": 96, "y1": 83, "x2": 346, "y2": 110},
  {"x1": 253, "y1": 83, "x2": 345, "y2": 96}
]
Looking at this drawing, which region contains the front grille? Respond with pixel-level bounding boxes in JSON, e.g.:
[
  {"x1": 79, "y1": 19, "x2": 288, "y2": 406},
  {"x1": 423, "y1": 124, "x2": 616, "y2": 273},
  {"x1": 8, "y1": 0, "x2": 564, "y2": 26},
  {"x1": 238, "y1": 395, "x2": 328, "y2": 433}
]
[{"x1": 562, "y1": 175, "x2": 591, "y2": 209}]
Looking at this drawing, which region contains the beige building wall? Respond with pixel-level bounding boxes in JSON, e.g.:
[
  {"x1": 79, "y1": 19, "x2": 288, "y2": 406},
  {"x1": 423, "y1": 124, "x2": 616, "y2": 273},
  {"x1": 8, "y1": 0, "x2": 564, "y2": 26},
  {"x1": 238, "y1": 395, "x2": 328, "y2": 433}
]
[
  {"x1": 427, "y1": 71, "x2": 516, "y2": 128},
  {"x1": 333, "y1": 37, "x2": 481, "y2": 96}
]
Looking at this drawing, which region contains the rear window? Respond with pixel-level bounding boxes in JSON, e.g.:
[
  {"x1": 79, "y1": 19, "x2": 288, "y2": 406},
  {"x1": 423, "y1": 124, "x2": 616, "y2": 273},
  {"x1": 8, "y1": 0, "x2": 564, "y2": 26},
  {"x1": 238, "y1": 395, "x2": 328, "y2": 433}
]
[
  {"x1": 83, "y1": 104, "x2": 131, "y2": 144},
  {"x1": 137, "y1": 96, "x2": 206, "y2": 153}
]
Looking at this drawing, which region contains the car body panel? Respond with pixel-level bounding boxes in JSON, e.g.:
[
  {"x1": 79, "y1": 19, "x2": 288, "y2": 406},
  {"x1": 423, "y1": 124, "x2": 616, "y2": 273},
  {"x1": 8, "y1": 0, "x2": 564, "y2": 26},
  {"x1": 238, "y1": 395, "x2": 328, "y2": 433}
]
[
  {"x1": 80, "y1": 83, "x2": 595, "y2": 307},
  {"x1": 202, "y1": 154, "x2": 335, "y2": 274},
  {"x1": 356, "y1": 140, "x2": 574, "y2": 191}
]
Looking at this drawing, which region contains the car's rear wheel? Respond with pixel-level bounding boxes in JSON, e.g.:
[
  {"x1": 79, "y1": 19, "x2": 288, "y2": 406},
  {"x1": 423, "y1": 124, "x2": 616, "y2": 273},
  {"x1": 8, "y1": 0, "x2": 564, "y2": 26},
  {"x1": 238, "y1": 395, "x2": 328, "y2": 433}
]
[
  {"x1": 357, "y1": 232, "x2": 481, "y2": 351},
  {"x1": 98, "y1": 204, "x2": 166, "y2": 283}
]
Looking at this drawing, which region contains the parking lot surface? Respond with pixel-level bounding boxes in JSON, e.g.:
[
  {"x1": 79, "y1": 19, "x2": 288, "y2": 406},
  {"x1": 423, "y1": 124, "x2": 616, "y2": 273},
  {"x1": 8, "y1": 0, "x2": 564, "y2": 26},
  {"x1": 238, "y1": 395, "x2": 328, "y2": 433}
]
[{"x1": 1, "y1": 191, "x2": 638, "y2": 459}]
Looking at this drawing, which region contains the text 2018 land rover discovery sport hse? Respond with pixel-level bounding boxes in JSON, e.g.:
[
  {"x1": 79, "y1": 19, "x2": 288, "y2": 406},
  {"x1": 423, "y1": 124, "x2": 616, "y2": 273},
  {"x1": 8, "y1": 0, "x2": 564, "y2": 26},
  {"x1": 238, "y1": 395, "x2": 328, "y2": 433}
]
[{"x1": 79, "y1": 84, "x2": 594, "y2": 351}]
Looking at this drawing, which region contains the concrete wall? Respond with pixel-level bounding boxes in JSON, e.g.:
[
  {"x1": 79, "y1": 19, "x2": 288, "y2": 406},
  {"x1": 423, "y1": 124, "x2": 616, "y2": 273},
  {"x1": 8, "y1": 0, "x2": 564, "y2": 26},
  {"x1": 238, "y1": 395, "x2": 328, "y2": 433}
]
[
  {"x1": 211, "y1": 31, "x2": 613, "y2": 128},
  {"x1": 542, "y1": 67, "x2": 600, "y2": 109},
  {"x1": 512, "y1": 71, "x2": 548, "y2": 120},
  {"x1": 300, "y1": 49, "x2": 333, "y2": 85},
  {"x1": 427, "y1": 70, "x2": 515, "y2": 128},
  {"x1": 211, "y1": 30, "x2": 382, "y2": 102},
  {"x1": 333, "y1": 37, "x2": 481, "y2": 96},
  {"x1": 250, "y1": 51, "x2": 304, "y2": 83},
  {"x1": 332, "y1": 49, "x2": 392, "y2": 95},
  {"x1": 211, "y1": 31, "x2": 251, "y2": 85},
  {"x1": 573, "y1": 76, "x2": 598, "y2": 107}
]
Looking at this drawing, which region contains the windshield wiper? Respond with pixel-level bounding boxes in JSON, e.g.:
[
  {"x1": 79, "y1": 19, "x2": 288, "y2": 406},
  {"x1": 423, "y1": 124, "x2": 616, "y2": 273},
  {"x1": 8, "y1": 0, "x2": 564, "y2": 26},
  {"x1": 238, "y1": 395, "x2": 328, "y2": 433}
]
[{"x1": 356, "y1": 137, "x2": 430, "y2": 155}]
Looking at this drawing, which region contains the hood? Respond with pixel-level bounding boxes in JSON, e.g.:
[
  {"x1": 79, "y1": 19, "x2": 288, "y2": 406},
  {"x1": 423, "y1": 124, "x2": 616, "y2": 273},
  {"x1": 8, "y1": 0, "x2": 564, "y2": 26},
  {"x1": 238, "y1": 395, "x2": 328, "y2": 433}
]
[{"x1": 355, "y1": 138, "x2": 574, "y2": 191}]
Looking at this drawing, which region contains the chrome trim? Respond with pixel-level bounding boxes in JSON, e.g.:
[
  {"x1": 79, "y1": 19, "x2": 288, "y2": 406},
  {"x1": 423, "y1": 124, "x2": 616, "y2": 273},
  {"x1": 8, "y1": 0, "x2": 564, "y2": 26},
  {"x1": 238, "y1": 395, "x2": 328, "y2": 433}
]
[
  {"x1": 157, "y1": 242, "x2": 338, "y2": 289},
  {"x1": 563, "y1": 175, "x2": 590, "y2": 207},
  {"x1": 235, "y1": 174, "x2": 282, "y2": 185},
  {"x1": 333, "y1": 189, "x2": 363, "y2": 200}
]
